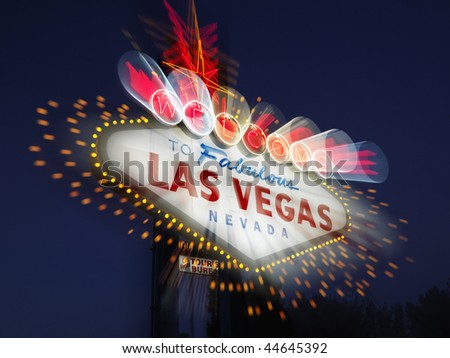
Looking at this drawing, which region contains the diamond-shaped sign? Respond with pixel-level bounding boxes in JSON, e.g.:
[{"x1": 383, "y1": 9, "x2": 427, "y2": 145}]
[{"x1": 95, "y1": 121, "x2": 347, "y2": 268}]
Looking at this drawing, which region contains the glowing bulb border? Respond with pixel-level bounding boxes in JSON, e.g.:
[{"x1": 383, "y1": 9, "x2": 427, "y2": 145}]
[{"x1": 90, "y1": 117, "x2": 353, "y2": 272}]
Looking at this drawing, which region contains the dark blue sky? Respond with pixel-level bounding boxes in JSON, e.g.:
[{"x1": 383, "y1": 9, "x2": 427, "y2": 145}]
[{"x1": 1, "y1": 0, "x2": 449, "y2": 337}]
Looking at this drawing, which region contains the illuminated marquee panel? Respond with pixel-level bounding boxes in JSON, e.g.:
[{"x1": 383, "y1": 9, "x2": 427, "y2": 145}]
[{"x1": 94, "y1": 120, "x2": 349, "y2": 268}]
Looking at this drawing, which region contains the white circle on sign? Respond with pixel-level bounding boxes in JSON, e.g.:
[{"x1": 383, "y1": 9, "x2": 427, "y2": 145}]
[
  {"x1": 183, "y1": 100, "x2": 214, "y2": 137},
  {"x1": 149, "y1": 89, "x2": 183, "y2": 126}
]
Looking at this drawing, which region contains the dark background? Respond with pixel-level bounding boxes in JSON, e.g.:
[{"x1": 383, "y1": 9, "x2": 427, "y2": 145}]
[{"x1": 0, "y1": 0, "x2": 449, "y2": 337}]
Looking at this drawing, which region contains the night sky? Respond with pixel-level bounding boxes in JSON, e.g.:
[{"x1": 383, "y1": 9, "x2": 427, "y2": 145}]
[{"x1": 1, "y1": 0, "x2": 449, "y2": 337}]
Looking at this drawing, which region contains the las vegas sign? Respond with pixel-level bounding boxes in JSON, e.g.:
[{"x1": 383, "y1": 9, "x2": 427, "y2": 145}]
[{"x1": 92, "y1": 51, "x2": 386, "y2": 269}]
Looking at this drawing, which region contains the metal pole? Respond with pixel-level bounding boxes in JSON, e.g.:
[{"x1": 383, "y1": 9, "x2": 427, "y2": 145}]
[{"x1": 150, "y1": 220, "x2": 158, "y2": 337}]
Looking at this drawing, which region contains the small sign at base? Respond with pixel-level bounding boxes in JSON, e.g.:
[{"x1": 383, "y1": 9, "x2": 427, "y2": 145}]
[{"x1": 179, "y1": 255, "x2": 219, "y2": 275}]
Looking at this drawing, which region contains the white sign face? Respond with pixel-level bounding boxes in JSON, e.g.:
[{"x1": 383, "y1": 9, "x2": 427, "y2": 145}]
[
  {"x1": 99, "y1": 125, "x2": 347, "y2": 265},
  {"x1": 179, "y1": 255, "x2": 219, "y2": 275}
]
